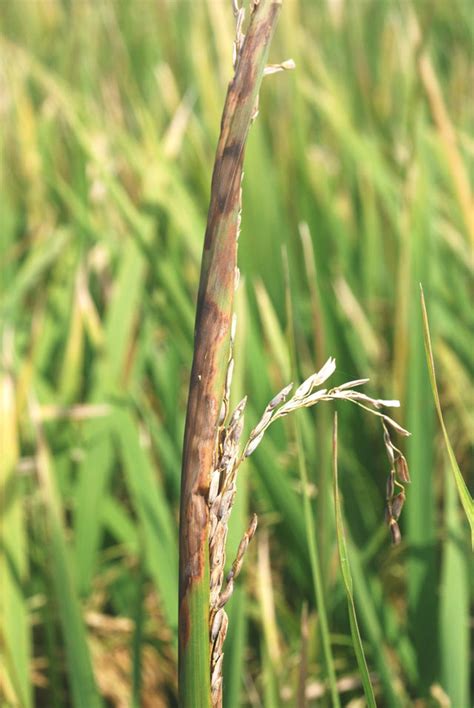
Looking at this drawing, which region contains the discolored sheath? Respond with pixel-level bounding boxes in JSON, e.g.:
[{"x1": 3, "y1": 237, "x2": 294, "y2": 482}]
[{"x1": 178, "y1": 2, "x2": 282, "y2": 705}]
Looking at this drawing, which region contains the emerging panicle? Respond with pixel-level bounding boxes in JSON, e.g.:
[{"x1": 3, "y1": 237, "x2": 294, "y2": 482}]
[
  {"x1": 209, "y1": 335, "x2": 410, "y2": 699},
  {"x1": 239, "y1": 359, "x2": 410, "y2": 544},
  {"x1": 208, "y1": 355, "x2": 410, "y2": 700}
]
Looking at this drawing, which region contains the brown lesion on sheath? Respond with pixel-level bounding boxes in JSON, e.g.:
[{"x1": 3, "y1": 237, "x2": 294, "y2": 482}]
[
  {"x1": 202, "y1": 2, "x2": 280, "y2": 256},
  {"x1": 234, "y1": 2, "x2": 280, "y2": 98},
  {"x1": 197, "y1": 298, "x2": 231, "y2": 337},
  {"x1": 206, "y1": 160, "x2": 243, "y2": 234},
  {"x1": 180, "y1": 296, "x2": 232, "y2": 605},
  {"x1": 203, "y1": 171, "x2": 241, "y2": 248},
  {"x1": 180, "y1": 493, "x2": 209, "y2": 589},
  {"x1": 222, "y1": 141, "x2": 243, "y2": 161},
  {"x1": 179, "y1": 595, "x2": 191, "y2": 648}
]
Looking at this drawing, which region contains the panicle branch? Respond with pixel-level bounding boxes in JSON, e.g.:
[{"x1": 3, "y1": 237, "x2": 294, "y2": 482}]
[{"x1": 208, "y1": 350, "x2": 410, "y2": 703}]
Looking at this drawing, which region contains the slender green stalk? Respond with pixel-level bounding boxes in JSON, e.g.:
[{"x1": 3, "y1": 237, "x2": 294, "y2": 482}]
[
  {"x1": 178, "y1": 3, "x2": 283, "y2": 705},
  {"x1": 440, "y1": 466, "x2": 469, "y2": 706},
  {"x1": 284, "y1": 256, "x2": 340, "y2": 707},
  {"x1": 332, "y1": 414, "x2": 376, "y2": 708},
  {"x1": 420, "y1": 286, "x2": 474, "y2": 545},
  {"x1": 293, "y1": 416, "x2": 340, "y2": 707}
]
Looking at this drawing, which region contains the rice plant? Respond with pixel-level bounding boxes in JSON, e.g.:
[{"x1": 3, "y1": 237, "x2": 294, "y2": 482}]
[{"x1": 0, "y1": 0, "x2": 471, "y2": 706}]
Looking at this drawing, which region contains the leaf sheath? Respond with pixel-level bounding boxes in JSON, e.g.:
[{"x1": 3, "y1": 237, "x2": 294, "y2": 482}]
[{"x1": 178, "y1": 2, "x2": 282, "y2": 705}]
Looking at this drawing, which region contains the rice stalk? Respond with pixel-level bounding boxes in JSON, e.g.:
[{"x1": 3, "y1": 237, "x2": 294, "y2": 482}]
[
  {"x1": 178, "y1": 2, "x2": 285, "y2": 705},
  {"x1": 332, "y1": 413, "x2": 376, "y2": 707}
]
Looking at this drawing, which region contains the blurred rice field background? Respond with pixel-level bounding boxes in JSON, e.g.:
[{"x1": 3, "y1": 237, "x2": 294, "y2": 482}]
[{"x1": 0, "y1": 0, "x2": 472, "y2": 706}]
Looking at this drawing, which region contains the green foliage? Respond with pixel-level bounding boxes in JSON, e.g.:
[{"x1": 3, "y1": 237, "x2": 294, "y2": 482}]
[{"x1": 0, "y1": 1, "x2": 471, "y2": 706}]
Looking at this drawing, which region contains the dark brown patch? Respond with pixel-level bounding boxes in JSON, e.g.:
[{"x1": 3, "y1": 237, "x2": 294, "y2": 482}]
[
  {"x1": 179, "y1": 595, "x2": 190, "y2": 648},
  {"x1": 179, "y1": 494, "x2": 208, "y2": 604},
  {"x1": 222, "y1": 141, "x2": 242, "y2": 161},
  {"x1": 215, "y1": 172, "x2": 241, "y2": 214},
  {"x1": 203, "y1": 224, "x2": 212, "y2": 250}
]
